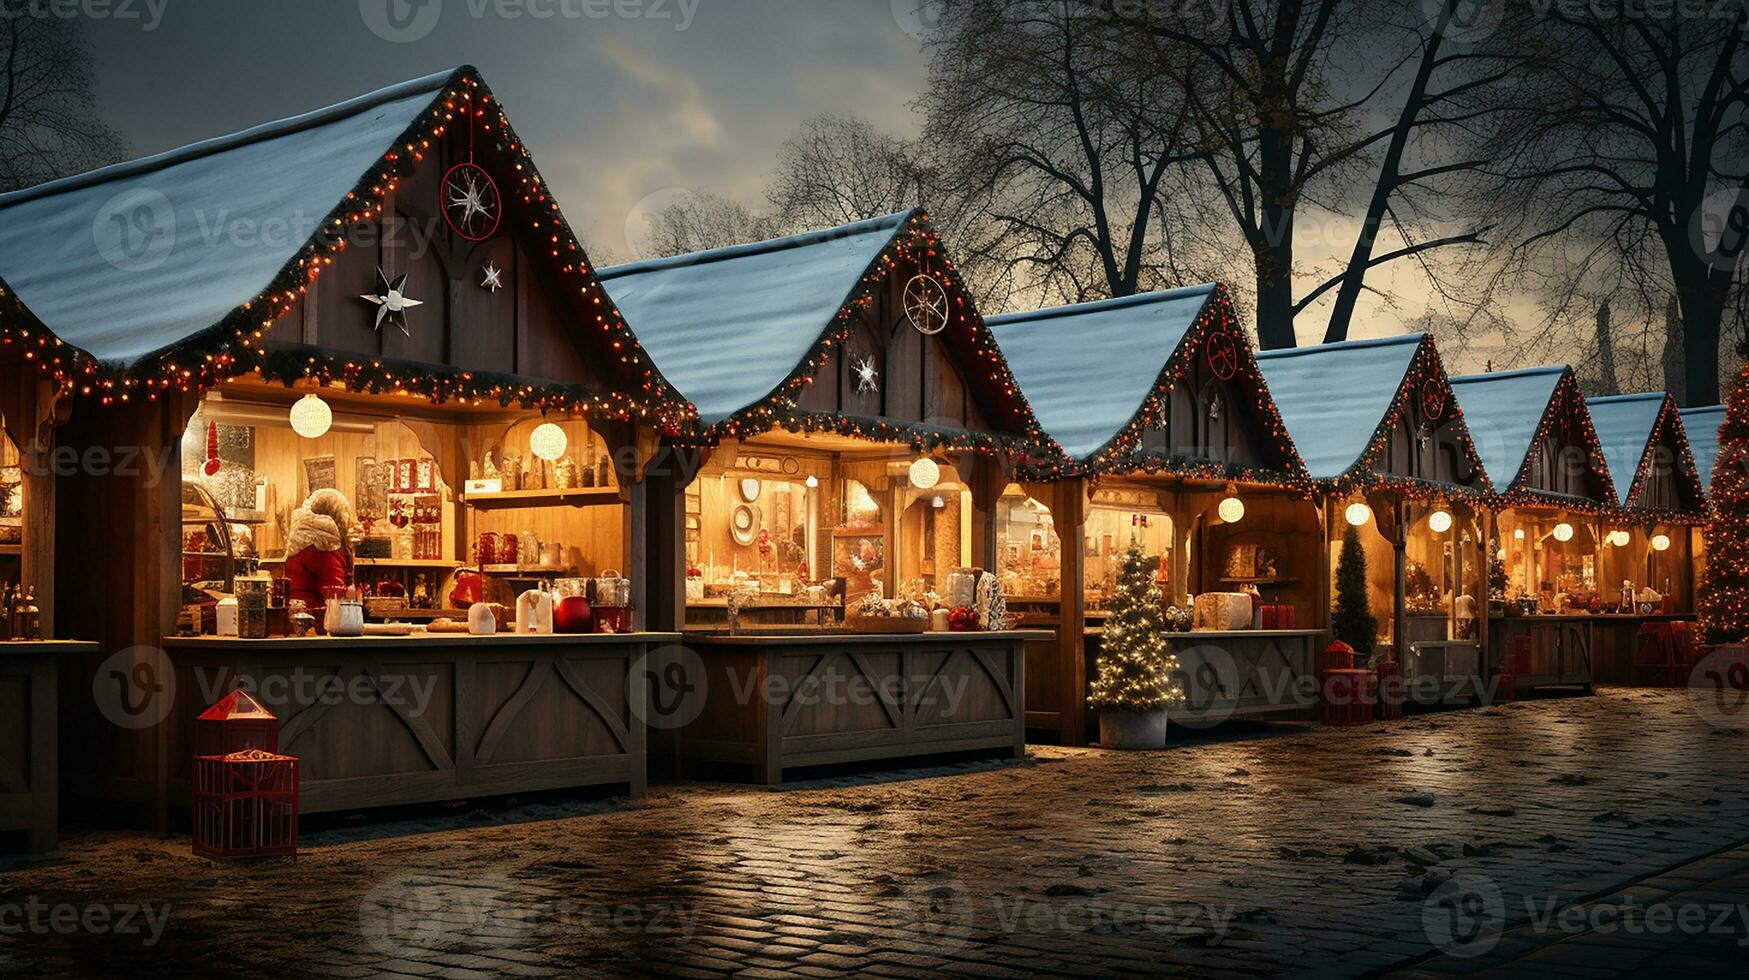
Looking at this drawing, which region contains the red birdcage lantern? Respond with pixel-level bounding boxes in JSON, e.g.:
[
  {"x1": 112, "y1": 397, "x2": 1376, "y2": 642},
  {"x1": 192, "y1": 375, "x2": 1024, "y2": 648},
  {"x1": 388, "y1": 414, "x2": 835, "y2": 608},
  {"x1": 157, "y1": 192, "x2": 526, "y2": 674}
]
[
  {"x1": 196, "y1": 689, "x2": 279, "y2": 757},
  {"x1": 192, "y1": 749, "x2": 299, "y2": 859}
]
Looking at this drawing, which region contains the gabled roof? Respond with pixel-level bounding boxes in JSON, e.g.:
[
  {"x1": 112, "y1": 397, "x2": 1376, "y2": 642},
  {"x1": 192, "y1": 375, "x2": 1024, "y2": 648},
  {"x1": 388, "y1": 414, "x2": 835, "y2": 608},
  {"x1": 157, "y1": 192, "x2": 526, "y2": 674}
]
[
  {"x1": 0, "y1": 70, "x2": 451, "y2": 369},
  {"x1": 1587, "y1": 392, "x2": 1703, "y2": 511},
  {"x1": 1450, "y1": 365, "x2": 1615, "y2": 504},
  {"x1": 600, "y1": 212, "x2": 908, "y2": 424},
  {"x1": 990, "y1": 284, "x2": 1216, "y2": 460},
  {"x1": 1255, "y1": 335, "x2": 1422, "y2": 481},
  {"x1": 598, "y1": 209, "x2": 1045, "y2": 452},
  {"x1": 1681, "y1": 404, "x2": 1726, "y2": 494},
  {"x1": 0, "y1": 67, "x2": 680, "y2": 420}
]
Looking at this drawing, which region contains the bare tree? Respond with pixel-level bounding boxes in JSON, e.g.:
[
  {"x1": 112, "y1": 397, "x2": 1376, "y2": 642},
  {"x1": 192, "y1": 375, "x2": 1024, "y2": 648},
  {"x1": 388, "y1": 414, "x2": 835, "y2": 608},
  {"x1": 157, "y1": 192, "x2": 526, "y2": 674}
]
[
  {"x1": 765, "y1": 115, "x2": 930, "y2": 230},
  {"x1": 919, "y1": 0, "x2": 1228, "y2": 309},
  {"x1": 1479, "y1": 3, "x2": 1748, "y2": 405},
  {"x1": 0, "y1": 5, "x2": 123, "y2": 192},
  {"x1": 632, "y1": 192, "x2": 775, "y2": 259}
]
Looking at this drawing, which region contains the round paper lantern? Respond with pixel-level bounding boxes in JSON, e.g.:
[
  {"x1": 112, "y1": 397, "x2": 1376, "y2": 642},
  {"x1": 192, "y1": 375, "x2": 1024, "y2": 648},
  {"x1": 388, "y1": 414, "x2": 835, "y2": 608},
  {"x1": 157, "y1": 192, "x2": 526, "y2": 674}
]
[
  {"x1": 1608, "y1": 529, "x2": 1631, "y2": 547},
  {"x1": 1428, "y1": 509, "x2": 1453, "y2": 534},
  {"x1": 1344, "y1": 502, "x2": 1372, "y2": 527},
  {"x1": 289, "y1": 394, "x2": 332, "y2": 439},
  {"x1": 909, "y1": 457, "x2": 940, "y2": 490},
  {"x1": 1652, "y1": 533, "x2": 1671, "y2": 552},
  {"x1": 1552, "y1": 522, "x2": 1574, "y2": 542},
  {"x1": 1217, "y1": 495, "x2": 1245, "y2": 524},
  {"x1": 529, "y1": 422, "x2": 568, "y2": 461}
]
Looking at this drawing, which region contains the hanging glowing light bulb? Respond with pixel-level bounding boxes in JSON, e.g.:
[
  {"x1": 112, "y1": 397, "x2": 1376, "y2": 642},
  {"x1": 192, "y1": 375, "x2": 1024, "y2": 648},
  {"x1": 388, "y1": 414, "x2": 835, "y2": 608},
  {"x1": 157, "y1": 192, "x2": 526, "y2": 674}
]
[
  {"x1": 529, "y1": 422, "x2": 568, "y2": 461},
  {"x1": 805, "y1": 474, "x2": 819, "y2": 489},
  {"x1": 909, "y1": 456, "x2": 940, "y2": 490},
  {"x1": 1345, "y1": 502, "x2": 1372, "y2": 527},
  {"x1": 1513, "y1": 528, "x2": 1525, "y2": 540},
  {"x1": 1428, "y1": 509, "x2": 1453, "y2": 534},
  {"x1": 1651, "y1": 533, "x2": 1671, "y2": 552},
  {"x1": 1552, "y1": 522, "x2": 1574, "y2": 542},
  {"x1": 1217, "y1": 484, "x2": 1244, "y2": 524},
  {"x1": 289, "y1": 394, "x2": 332, "y2": 439},
  {"x1": 1608, "y1": 529, "x2": 1631, "y2": 547}
]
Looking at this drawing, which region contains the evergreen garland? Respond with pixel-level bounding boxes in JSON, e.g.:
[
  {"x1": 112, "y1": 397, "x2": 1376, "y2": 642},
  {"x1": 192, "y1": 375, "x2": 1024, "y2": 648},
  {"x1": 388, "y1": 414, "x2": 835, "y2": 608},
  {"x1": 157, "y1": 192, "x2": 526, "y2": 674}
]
[
  {"x1": 1332, "y1": 524, "x2": 1377, "y2": 654},
  {"x1": 1088, "y1": 543, "x2": 1183, "y2": 712},
  {"x1": 1700, "y1": 361, "x2": 1749, "y2": 644}
]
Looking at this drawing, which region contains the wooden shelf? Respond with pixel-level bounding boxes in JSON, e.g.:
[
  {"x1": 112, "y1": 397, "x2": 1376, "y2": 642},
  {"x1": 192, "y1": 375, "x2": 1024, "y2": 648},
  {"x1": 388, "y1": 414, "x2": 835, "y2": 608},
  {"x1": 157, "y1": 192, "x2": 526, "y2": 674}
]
[
  {"x1": 1218, "y1": 576, "x2": 1298, "y2": 585},
  {"x1": 831, "y1": 526, "x2": 884, "y2": 538},
  {"x1": 462, "y1": 487, "x2": 620, "y2": 510},
  {"x1": 481, "y1": 564, "x2": 575, "y2": 576},
  {"x1": 259, "y1": 557, "x2": 459, "y2": 568},
  {"x1": 0, "y1": 543, "x2": 20, "y2": 556}
]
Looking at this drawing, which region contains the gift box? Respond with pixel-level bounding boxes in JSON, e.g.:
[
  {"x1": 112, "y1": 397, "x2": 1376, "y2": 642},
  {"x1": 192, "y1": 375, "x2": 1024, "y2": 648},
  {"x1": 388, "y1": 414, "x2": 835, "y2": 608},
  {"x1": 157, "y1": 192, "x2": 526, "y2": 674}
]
[{"x1": 1259, "y1": 603, "x2": 1296, "y2": 630}]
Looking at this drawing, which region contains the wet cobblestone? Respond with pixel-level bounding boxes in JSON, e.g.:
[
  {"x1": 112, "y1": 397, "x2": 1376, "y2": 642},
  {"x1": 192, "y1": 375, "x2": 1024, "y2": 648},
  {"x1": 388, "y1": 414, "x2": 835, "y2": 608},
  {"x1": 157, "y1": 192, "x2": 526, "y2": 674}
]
[{"x1": 3, "y1": 688, "x2": 1748, "y2": 977}]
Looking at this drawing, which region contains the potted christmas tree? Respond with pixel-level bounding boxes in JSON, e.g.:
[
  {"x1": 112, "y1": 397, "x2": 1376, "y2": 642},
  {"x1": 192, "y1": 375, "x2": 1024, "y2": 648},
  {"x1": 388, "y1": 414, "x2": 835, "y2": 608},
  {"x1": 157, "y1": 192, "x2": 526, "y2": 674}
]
[
  {"x1": 1700, "y1": 359, "x2": 1749, "y2": 650},
  {"x1": 1089, "y1": 543, "x2": 1183, "y2": 748}
]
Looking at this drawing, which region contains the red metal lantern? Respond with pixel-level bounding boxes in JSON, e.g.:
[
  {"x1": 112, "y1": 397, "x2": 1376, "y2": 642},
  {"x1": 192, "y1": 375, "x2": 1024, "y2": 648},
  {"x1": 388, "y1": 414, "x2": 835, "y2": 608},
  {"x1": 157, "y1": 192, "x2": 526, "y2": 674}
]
[
  {"x1": 192, "y1": 749, "x2": 299, "y2": 859},
  {"x1": 196, "y1": 690, "x2": 279, "y2": 757}
]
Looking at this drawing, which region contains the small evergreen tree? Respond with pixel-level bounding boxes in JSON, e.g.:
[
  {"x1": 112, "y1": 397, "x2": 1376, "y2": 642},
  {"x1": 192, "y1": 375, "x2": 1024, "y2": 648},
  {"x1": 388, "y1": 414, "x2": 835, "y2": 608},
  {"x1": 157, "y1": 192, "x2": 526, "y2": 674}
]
[
  {"x1": 1088, "y1": 543, "x2": 1183, "y2": 712},
  {"x1": 1332, "y1": 524, "x2": 1377, "y2": 654},
  {"x1": 1700, "y1": 362, "x2": 1749, "y2": 644}
]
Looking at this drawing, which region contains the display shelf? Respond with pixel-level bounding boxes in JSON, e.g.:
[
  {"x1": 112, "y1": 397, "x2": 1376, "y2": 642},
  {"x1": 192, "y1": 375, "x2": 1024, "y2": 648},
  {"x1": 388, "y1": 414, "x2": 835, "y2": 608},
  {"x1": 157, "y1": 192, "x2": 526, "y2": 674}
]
[
  {"x1": 481, "y1": 564, "x2": 576, "y2": 576},
  {"x1": 831, "y1": 525, "x2": 884, "y2": 537},
  {"x1": 462, "y1": 487, "x2": 619, "y2": 510},
  {"x1": 1218, "y1": 576, "x2": 1299, "y2": 585},
  {"x1": 0, "y1": 544, "x2": 20, "y2": 556},
  {"x1": 259, "y1": 557, "x2": 459, "y2": 568}
]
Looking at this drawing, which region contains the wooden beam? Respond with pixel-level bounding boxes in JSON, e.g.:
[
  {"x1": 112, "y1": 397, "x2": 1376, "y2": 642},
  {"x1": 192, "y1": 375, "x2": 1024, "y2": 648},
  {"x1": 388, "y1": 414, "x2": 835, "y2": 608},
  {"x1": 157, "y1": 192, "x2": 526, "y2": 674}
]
[{"x1": 1055, "y1": 478, "x2": 1088, "y2": 746}]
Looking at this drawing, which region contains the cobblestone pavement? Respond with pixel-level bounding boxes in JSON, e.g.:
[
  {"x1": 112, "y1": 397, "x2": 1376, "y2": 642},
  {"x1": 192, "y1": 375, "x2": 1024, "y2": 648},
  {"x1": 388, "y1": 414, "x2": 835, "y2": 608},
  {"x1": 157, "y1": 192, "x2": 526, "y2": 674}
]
[{"x1": 2, "y1": 688, "x2": 1748, "y2": 978}]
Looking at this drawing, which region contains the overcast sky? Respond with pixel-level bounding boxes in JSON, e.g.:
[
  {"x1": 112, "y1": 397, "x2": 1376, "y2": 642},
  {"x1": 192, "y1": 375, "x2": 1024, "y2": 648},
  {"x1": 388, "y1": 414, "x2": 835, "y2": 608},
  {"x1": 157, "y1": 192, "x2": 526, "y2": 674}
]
[{"x1": 76, "y1": 0, "x2": 1541, "y2": 366}]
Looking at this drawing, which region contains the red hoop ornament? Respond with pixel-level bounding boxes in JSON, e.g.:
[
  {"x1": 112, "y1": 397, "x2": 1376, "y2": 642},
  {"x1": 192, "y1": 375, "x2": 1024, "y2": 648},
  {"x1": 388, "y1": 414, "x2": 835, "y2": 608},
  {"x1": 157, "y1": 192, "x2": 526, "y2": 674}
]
[
  {"x1": 440, "y1": 162, "x2": 501, "y2": 242},
  {"x1": 1205, "y1": 331, "x2": 1239, "y2": 381},
  {"x1": 1420, "y1": 379, "x2": 1446, "y2": 422}
]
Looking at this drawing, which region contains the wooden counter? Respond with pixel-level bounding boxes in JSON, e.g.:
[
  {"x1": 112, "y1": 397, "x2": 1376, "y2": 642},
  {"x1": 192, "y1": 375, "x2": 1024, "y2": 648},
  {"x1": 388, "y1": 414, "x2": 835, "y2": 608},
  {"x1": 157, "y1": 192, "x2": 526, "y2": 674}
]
[
  {"x1": 1, "y1": 641, "x2": 95, "y2": 851},
  {"x1": 1583, "y1": 613, "x2": 1699, "y2": 684},
  {"x1": 1489, "y1": 615, "x2": 1594, "y2": 691},
  {"x1": 660, "y1": 630, "x2": 1044, "y2": 784},
  {"x1": 162, "y1": 632, "x2": 679, "y2": 813},
  {"x1": 1085, "y1": 628, "x2": 1325, "y2": 723}
]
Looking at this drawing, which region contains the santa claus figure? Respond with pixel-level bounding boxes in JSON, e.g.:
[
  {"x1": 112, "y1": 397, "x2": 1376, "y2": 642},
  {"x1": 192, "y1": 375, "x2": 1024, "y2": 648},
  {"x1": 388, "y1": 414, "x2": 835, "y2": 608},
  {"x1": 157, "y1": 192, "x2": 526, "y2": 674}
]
[{"x1": 284, "y1": 488, "x2": 356, "y2": 611}]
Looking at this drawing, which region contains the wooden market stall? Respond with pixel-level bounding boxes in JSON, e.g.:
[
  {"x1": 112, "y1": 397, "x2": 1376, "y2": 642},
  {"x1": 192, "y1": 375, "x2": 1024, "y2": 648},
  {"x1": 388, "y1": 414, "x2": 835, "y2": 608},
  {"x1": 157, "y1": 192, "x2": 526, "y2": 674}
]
[
  {"x1": 0, "y1": 67, "x2": 689, "y2": 827},
  {"x1": 990, "y1": 285, "x2": 1321, "y2": 744},
  {"x1": 600, "y1": 209, "x2": 1051, "y2": 782},
  {"x1": 1681, "y1": 403, "x2": 1724, "y2": 590},
  {"x1": 1585, "y1": 392, "x2": 1708, "y2": 682},
  {"x1": 1258, "y1": 334, "x2": 1494, "y2": 704},
  {"x1": 1450, "y1": 367, "x2": 1618, "y2": 691}
]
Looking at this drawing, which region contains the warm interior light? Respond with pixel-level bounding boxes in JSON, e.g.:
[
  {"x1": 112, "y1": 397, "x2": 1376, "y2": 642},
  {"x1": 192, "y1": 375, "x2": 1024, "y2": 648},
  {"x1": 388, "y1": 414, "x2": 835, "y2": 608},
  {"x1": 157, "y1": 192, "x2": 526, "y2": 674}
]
[
  {"x1": 1513, "y1": 528, "x2": 1525, "y2": 540},
  {"x1": 1496, "y1": 547, "x2": 1508, "y2": 561},
  {"x1": 529, "y1": 422, "x2": 568, "y2": 461},
  {"x1": 909, "y1": 457, "x2": 940, "y2": 490},
  {"x1": 1608, "y1": 529, "x2": 1631, "y2": 547},
  {"x1": 1217, "y1": 493, "x2": 1244, "y2": 524},
  {"x1": 1428, "y1": 509, "x2": 1453, "y2": 534},
  {"x1": 1552, "y1": 522, "x2": 1574, "y2": 542},
  {"x1": 1345, "y1": 502, "x2": 1372, "y2": 527},
  {"x1": 289, "y1": 394, "x2": 332, "y2": 439},
  {"x1": 1652, "y1": 533, "x2": 1671, "y2": 552},
  {"x1": 805, "y1": 474, "x2": 819, "y2": 489}
]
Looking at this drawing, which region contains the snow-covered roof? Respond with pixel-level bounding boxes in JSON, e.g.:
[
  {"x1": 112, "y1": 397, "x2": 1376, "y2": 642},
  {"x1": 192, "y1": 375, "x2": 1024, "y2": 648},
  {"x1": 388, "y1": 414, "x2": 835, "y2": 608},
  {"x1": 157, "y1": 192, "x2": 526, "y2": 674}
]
[
  {"x1": 1587, "y1": 392, "x2": 1696, "y2": 509},
  {"x1": 599, "y1": 212, "x2": 911, "y2": 424},
  {"x1": 1681, "y1": 404, "x2": 1726, "y2": 495},
  {"x1": 1448, "y1": 367, "x2": 1570, "y2": 492},
  {"x1": 0, "y1": 68, "x2": 456, "y2": 369},
  {"x1": 989, "y1": 285, "x2": 1218, "y2": 461},
  {"x1": 1254, "y1": 334, "x2": 1424, "y2": 481}
]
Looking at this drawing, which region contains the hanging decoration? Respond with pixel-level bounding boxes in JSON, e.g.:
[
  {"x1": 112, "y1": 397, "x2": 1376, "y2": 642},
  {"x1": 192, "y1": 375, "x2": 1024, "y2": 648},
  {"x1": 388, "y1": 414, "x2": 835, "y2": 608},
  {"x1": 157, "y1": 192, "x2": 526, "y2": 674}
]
[
  {"x1": 359, "y1": 267, "x2": 423, "y2": 336},
  {"x1": 529, "y1": 422, "x2": 568, "y2": 461},
  {"x1": 1217, "y1": 490, "x2": 1244, "y2": 524},
  {"x1": 853, "y1": 353, "x2": 879, "y2": 395},
  {"x1": 1427, "y1": 508, "x2": 1452, "y2": 533},
  {"x1": 1345, "y1": 502, "x2": 1372, "y2": 527},
  {"x1": 441, "y1": 162, "x2": 501, "y2": 241},
  {"x1": 202, "y1": 420, "x2": 222, "y2": 477},
  {"x1": 1420, "y1": 379, "x2": 1446, "y2": 421},
  {"x1": 1552, "y1": 521, "x2": 1575, "y2": 542},
  {"x1": 289, "y1": 393, "x2": 333, "y2": 440},
  {"x1": 479, "y1": 261, "x2": 504, "y2": 293},
  {"x1": 902, "y1": 274, "x2": 948, "y2": 335},
  {"x1": 1205, "y1": 331, "x2": 1238, "y2": 381},
  {"x1": 909, "y1": 456, "x2": 941, "y2": 490}
]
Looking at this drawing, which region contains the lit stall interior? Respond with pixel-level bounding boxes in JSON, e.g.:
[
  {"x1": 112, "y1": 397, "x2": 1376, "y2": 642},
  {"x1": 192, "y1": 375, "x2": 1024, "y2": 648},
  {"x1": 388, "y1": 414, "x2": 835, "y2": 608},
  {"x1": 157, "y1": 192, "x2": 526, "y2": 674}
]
[
  {"x1": 1330, "y1": 495, "x2": 1486, "y2": 650},
  {"x1": 0, "y1": 426, "x2": 20, "y2": 584},
  {"x1": 685, "y1": 432, "x2": 983, "y2": 629},
  {"x1": 179, "y1": 382, "x2": 629, "y2": 624}
]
